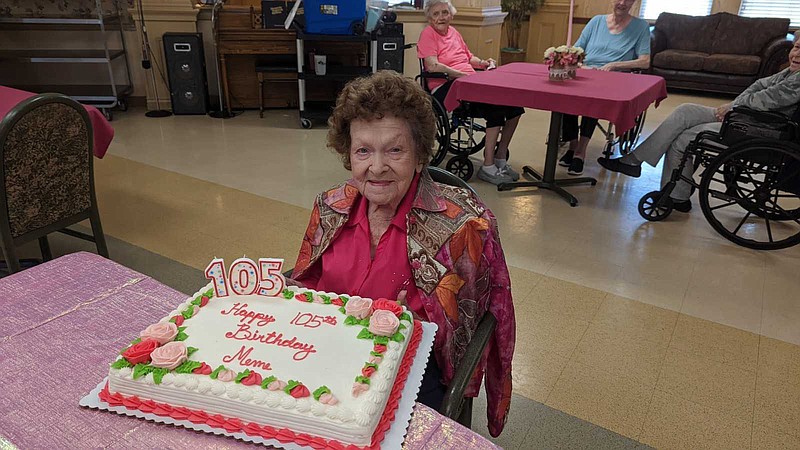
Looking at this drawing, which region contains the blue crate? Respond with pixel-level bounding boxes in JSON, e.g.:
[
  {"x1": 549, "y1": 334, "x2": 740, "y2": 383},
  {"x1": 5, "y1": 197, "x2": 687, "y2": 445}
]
[{"x1": 304, "y1": 0, "x2": 366, "y2": 35}]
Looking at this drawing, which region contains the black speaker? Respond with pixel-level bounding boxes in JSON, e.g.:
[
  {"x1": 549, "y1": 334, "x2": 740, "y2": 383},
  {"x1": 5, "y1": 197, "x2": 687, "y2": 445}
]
[
  {"x1": 377, "y1": 36, "x2": 404, "y2": 73},
  {"x1": 163, "y1": 33, "x2": 208, "y2": 115}
]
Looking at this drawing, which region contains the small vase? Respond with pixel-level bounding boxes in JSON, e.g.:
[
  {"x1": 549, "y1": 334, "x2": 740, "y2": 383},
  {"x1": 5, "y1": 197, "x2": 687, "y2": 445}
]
[
  {"x1": 548, "y1": 64, "x2": 568, "y2": 81},
  {"x1": 566, "y1": 64, "x2": 578, "y2": 79}
]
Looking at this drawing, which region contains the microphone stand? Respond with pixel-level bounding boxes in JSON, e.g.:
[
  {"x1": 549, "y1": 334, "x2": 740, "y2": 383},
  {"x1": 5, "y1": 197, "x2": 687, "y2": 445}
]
[
  {"x1": 209, "y1": 0, "x2": 234, "y2": 118},
  {"x1": 137, "y1": 0, "x2": 171, "y2": 118}
]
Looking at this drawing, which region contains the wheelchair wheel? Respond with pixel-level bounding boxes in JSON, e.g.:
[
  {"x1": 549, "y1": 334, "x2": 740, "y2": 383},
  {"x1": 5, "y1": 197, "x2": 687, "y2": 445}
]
[
  {"x1": 430, "y1": 98, "x2": 450, "y2": 167},
  {"x1": 638, "y1": 190, "x2": 673, "y2": 221},
  {"x1": 446, "y1": 155, "x2": 474, "y2": 181},
  {"x1": 450, "y1": 116, "x2": 485, "y2": 156},
  {"x1": 699, "y1": 140, "x2": 800, "y2": 250}
]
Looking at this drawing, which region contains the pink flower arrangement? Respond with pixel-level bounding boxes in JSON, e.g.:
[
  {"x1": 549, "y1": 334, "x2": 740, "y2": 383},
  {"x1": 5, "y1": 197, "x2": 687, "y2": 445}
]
[
  {"x1": 149, "y1": 341, "x2": 188, "y2": 370},
  {"x1": 345, "y1": 297, "x2": 373, "y2": 319},
  {"x1": 140, "y1": 322, "x2": 178, "y2": 345},
  {"x1": 267, "y1": 380, "x2": 288, "y2": 391},
  {"x1": 544, "y1": 45, "x2": 585, "y2": 68},
  {"x1": 368, "y1": 310, "x2": 400, "y2": 337}
]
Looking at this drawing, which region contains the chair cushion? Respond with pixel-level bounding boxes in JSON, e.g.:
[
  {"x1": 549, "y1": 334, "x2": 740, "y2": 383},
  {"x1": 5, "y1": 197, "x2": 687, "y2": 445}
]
[
  {"x1": 652, "y1": 49, "x2": 708, "y2": 71},
  {"x1": 711, "y1": 13, "x2": 789, "y2": 55},
  {"x1": 654, "y1": 12, "x2": 720, "y2": 53},
  {"x1": 703, "y1": 54, "x2": 761, "y2": 76}
]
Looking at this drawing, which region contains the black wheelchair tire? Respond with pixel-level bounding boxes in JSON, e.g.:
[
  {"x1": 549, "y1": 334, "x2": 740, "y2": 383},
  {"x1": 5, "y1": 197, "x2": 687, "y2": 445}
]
[
  {"x1": 638, "y1": 190, "x2": 673, "y2": 221},
  {"x1": 430, "y1": 98, "x2": 450, "y2": 167},
  {"x1": 445, "y1": 156, "x2": 474, "y2": 181}
]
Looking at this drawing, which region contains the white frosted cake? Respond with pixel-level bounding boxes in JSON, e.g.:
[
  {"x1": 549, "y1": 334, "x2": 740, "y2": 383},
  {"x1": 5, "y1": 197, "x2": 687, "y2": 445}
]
[{"x1": 103, "y1": 283, "x2": 422, "y2": 449}]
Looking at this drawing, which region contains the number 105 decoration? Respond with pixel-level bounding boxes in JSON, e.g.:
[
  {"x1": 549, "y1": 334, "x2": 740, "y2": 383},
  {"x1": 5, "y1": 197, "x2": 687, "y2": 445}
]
[{"x1": 204, "y1": 257, "x2": 285, "y2": 298}]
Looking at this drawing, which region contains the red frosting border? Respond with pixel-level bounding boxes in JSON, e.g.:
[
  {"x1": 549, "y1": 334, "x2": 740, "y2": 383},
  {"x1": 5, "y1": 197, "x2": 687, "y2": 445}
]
[{"x1": 100, "y1": 321, "x2": 424, "y2": 450}]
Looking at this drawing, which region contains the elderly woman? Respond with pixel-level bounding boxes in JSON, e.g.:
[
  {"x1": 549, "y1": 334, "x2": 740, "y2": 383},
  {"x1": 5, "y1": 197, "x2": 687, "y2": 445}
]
[
  {"x1": 291, "y1": 71, "x2": 515, "y2": 437},
  {"x1": 559, "y1": 0, "x2": 651, "y2": 175},
  {"x1": 599, "y1": 32, "x2": 800, "y2": 212},
  {"x1": 417, "y1": 0, "x2": 524, "y2": 185}
]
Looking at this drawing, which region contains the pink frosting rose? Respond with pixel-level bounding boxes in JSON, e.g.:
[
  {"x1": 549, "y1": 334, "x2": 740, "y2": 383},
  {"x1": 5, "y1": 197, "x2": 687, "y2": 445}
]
[
  {"x1": 351, "y1": 382, "x2": 369, "y2": 398},
  {"x1": 345, "y1": 297, "x2": 373, "y2": 319},
  {"x1": 368, "y1": 310, "x2": 400, "y2": 336},
  {"x1": 319, "y1": 393, "x2": 338, "y2": 405},
  {"x1": 149, "y1": 341, "x2": 188, "y2": 370},
  {"x1": 140, "y1": 322, "x2": 179, "y2": 345},
  {"x1": 217, "y1": 369, "x2": 236, "y2": 382},
  {"x1": 368, "y1": 355, "x2": 383, "y2": 364},
  {"x1": 267, "y1": 380, "x2": 288, "y2": 391}
]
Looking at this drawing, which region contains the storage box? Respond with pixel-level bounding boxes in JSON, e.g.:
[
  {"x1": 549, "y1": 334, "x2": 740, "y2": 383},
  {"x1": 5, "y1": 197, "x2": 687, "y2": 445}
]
[{"x1": 304, "y1": 0, "x2": 366, "y2": 35}]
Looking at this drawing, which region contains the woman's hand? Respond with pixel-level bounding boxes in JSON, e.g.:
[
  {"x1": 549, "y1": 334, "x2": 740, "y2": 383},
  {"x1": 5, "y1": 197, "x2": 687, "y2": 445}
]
[
  {"x1": 285, "y1": 277, "x2": 305, "y2": 288},
  {"x1": 715, "y1": 103, "x2": 732, "y2": 121},
  {"x1": 598, "y1": 62, "x2": 617, "y2": 71}
]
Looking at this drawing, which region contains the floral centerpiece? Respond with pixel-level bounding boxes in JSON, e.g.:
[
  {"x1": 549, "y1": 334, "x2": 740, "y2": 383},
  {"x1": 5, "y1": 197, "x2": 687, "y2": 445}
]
[{"x1": 544, "y1": 45, "x2": 585, "y2": 81}]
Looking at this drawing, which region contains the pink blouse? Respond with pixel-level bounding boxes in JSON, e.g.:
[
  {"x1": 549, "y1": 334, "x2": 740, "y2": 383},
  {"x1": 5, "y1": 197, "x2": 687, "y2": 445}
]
[{"x1": 296, "y1": 174, "x2": 426, "y2": 319}]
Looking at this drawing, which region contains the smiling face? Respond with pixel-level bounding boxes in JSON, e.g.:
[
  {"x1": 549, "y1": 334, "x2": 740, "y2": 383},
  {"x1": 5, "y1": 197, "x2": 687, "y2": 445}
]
[
  {"x1": 428, "y1": 2, "x2": 452, "y2": 35},
  {"x1": 349, "y1": 115, "x2": 422, "y2": 211},
  {"x1": 611, "y1": 0, "x2": 636, "y2": 16},
  {"x1": 789, "y1": 36, "x2": 800, "y2": 72}
]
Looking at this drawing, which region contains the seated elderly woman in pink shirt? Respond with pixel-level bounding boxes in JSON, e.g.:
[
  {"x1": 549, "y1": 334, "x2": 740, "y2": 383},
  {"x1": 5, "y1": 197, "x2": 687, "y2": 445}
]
[
  {"x1": 290, "y1": 71, "x2": 516, "y2": 438},
  {"x1": 417, "y1": 0, "x2": 525, "y2": 185}
]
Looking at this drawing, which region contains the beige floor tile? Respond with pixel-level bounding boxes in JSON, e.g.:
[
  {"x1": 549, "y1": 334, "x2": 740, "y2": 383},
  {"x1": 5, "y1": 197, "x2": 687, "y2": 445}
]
[
  {"x1": 761, "y1": 268, "x2": 800, "y2": 345},
  {"x1": 754, "y1": 371, "x2": 800, "y2": 438},
  {"x1": 656, "y1": 348, "x2": 756, "y2": 420},
  {"x1": 545, "y1": 359, "x2": 653, "y2": 440},
  {"x1": 512, "y1": 341, "x2": 570, "y2": 404},
  {"x1": 544, "y1": 252, "x2": 624, "y2": 295},
  {"x1": 758, "y1": 337, "x2": 800, "y2": 387},
  {"x1": 639, "y1": 390, "x2": 752, "y2": 450},
  {"x1": 753, "y1": 425, "x2": 800, "y2": 450},
  {"x1": 514, "y1": 311, "x2": 590, "y2": 358},
  {"x1": 519, "y1": 277, "x2": 606, "y2": 323},
  {"x1": 592, "y1": 294, "x2": 678, "y2": 345},
  {"x1": 507, "y1": 265, "x2": 544, "y2": 300},
  {"x1": 570, "y1": 322, "x2": 668, "y2": 387},
  {"x1": 670, "y1": 314, "x2": 760, "y2": 370}
]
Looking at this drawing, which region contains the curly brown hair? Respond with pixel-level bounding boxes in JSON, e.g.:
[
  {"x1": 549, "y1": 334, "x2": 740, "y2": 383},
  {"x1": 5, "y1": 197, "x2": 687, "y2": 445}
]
[{"x1": 327, "y1": 71, "x2": 437, "y2": 170}]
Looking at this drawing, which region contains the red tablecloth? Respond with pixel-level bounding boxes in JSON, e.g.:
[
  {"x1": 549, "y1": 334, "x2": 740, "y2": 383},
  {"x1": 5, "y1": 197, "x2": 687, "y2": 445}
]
[
  {"x1": 444, "y1": 63, "x2": 668, "y2": 133},
  {"x1": 0, "y1": 86, "x2": 114, "y2": 158}
]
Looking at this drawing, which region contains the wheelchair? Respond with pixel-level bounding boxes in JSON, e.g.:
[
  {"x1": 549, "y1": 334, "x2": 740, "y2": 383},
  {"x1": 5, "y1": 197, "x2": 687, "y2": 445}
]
[
  {"x1": 415, "y1": 62, "x2": 490, "y2": 181},
  {"x1": 597, "y1": 109, "x2": 648, "y2": 158},
  {"x1": 638, "y1": 105, "x2": 800, "y2": 250}
]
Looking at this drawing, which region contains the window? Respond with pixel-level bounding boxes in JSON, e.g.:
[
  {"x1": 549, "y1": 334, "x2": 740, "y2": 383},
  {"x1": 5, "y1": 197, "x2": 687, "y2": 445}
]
[
  {"x1": 739, "y1": 0, "x2": 800, "y2": 28},
  {"x1": 638, "y1": 0, "x2": 713, "y2": 21}
]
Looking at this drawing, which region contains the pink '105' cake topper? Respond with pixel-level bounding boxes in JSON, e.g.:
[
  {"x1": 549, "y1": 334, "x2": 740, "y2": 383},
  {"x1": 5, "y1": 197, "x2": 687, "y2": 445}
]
[{"x1": 204, "y1": 257, "x2": 285, "y2": 298}]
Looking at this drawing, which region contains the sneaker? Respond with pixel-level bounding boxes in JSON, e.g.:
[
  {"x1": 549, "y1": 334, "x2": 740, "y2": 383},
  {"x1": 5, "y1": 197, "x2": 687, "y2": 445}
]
[
  {"x1": 559, "y1": 150, "x2": 574, "y2": 167},
  {"x1": 672, "y1": 199, "x2": 692, "y2": 213},
  {"x1": 597, "y1": 156, "x2": 641, "y2": 178},
  {"x1": 478, "y1": 167, "x2": 513, "y2": 185},
  {"x1": 498, "y1": 163, "x2": 520, "y2": 181},
  {"x1": 567, "y1": 158, "x2": 584, "y2": 175}
]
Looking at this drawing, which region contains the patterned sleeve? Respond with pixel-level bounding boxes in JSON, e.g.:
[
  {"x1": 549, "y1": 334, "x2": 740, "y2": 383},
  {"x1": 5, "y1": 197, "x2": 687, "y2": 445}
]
[{"x1": 733, "y1": 71, "x2": 800, "y2": 112}]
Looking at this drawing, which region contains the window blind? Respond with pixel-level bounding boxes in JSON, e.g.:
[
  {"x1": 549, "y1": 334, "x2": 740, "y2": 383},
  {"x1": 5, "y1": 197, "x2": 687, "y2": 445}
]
[
  {"x1": 638, "y1": 0, "x2": 713, "y2": 21},
  {"x1": 739, "y1": 0, "x2": 800, "y2": 28}
]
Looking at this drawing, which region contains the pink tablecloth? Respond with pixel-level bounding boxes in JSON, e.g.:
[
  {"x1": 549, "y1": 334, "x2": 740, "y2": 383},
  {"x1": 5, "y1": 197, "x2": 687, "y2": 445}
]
[
  {"x1": 0, "y1": 86, "x2": 114, "y2": 158},
  {"x1": 0, "y1": 252, "x2": 499, "y2": 450},
  {"x1": 444, "y1": 62, "x2": 668, "y2": 133}
]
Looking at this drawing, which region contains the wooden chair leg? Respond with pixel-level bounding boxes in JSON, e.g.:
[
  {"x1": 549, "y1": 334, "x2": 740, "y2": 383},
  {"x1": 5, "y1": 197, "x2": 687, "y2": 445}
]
[
  {"x1": 38, "y1": 236, "x2": 53, "y2": 261},
  {"x1": 90, "y1": 208, "x2": 109, "y2": 258},
  {"x1": 1, "y1": 240, "x2": 21, "y2": 274}
]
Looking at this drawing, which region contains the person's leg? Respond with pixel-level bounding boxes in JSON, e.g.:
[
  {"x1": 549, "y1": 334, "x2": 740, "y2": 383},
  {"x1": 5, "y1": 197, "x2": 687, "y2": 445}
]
[
  {"x1": 629, "y1": 104, "x2": 717, "y2": 167},
  {"x1": 476, "y1": 104, "x2": 513, "y2": 184},
  {"x1": 662, "y1": 122, "x2": 722, "y2": 202},
  {"x1": 560, "y1": 114, "x2": 580, "y2": 166},
  {"x1": 573, "y1": 117, "x2": 598, "y2": 160},
  {"x1": 416, "y1": 354, "x2": 446, "y2": 410},
  {"x1": 495, "y1": 108, "x2": 523, "y2": 159}
]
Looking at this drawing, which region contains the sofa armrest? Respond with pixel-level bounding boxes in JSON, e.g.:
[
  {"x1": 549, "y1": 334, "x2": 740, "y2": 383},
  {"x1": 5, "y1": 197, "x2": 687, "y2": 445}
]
[
  {"x1": 650, "y1": 29, "x2": 667, "y2": 58},
  {"x1": 758, "y1": 36, "x2": 793, "y2": 78}
]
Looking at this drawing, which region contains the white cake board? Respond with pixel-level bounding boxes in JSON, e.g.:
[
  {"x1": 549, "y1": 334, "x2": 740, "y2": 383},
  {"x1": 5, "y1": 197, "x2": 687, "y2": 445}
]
[{"x1": 80, "y1": 322, "x2": 437, "y2": 450}]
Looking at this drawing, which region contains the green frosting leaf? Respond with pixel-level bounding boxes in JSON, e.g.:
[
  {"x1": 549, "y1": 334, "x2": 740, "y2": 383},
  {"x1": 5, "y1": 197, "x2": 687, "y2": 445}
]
[
  {"x1": 354, "y1": 376, "x2": 371, "y2": 385},
  {"x1": 204, "y1": 288, "x2": 214, "y2": 298},
  {"x1": 359, "y1": 318, "x2": 371, "y2": 327},
  {"x1": 303, "y1": 292, "x2": 314, "y2": 302},
  {"x1": 399, "y1": 312, "x2": 412, "y2": 323},
  {"x1": 190, "y1": 296, "x2": 202, "y2": 306},
  {"x1": 187, "y1": 346, "x2": 199, "y2": 357},
  {"x1": 363, "y1": 362, "x2": 378, "y2": 370},
  {"x1": 282, "y1": 289, "x2": 294, "y2": 299},
  {"x1": 320, "y1": 295, "x2": 331, "y2": 304},
  {"x1": 110, "y1": 358, "x2": 131, "y2": 369},
  {"x1": 152, "y1": 368, "x2": 169, "y2": 384},
  {"x1": 344, "y1": 316, "x2": 359, "y2": 326},
  {"x1": 174, "y1": 360, "x2": 203, "y2": 374},
  {"x1": 174, "y1": 331, "x2": 189, "y2": 342},
  {"x1": 391, "y1": 331, "x2": 406, "y2": 343},
  {"x1": 130, "y1": 337, "x2": 142, "y2": 346},
  {"x1": 132, "y1": 363, "x2": 154, "y2": 380},
  {"x1": 357, "y1": 328, "x2": 375, "y2": 340},
  {"x1": 398, "y1": 323, "x2": 407, "y2": 331},
  {"x1": 181, "y1": 307, "x2": 194, "y2": 320},
  {"x1": 209, "y1": 365, "x2": 227, "y2": 380},
  {"x1": 177, "y1": 326, "x2": 187, "y2": 332},
  {"x1": 338, "y1": 306, "x2": 347, "y2": 315},
  {"x1": 261, "y1": 376, "x2": 278, "y2": 389},
  {"x1": 284, "y1": 380, "x2": 301, "y2": 394},
  {"x1": 369, "y1": 351, "x2": 384, "y2": 358},
  {"x1": 312, "y1": 385, "x2": 331, "y2": 401},
  {"x1": 373, "y1": 336, "x2": 389, "y2": 345},
  {"x1": 340, "y1": 295, "x2": 349, "y2": 305},
  {"x1": 235, "y1": 369, "x2": 252, "y2": 383}
]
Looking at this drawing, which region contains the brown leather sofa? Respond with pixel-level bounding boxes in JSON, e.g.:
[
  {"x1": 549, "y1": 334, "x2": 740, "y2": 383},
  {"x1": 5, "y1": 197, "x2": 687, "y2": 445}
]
[{"x1": 649, "y1": 12, "x2": 793, "y2": 95}]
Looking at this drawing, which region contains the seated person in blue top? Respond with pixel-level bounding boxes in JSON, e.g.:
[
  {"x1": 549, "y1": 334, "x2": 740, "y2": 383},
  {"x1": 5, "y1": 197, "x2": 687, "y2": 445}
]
[{"x1": 559, "y1": 0, "x2": 651, "y2": 176}]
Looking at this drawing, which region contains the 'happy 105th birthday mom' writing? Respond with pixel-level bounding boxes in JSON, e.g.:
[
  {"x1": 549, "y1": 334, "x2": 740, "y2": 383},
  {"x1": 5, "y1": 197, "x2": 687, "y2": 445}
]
[{"x1": 218, "y1": 302, "x2": 338, "y2": 370}]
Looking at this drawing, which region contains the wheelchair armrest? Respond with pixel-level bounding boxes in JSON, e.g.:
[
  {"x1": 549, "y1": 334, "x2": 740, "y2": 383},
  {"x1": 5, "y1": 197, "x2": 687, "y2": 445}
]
[
  {"x1": 417, "y1": 71, "x2": 449, "y2": 80},
  {"x1": 439, "y1": 311, "x2": 497, "y2": 421},
  {"x1": 723, "y1": 106, "x2": 791, "y2": 128}
]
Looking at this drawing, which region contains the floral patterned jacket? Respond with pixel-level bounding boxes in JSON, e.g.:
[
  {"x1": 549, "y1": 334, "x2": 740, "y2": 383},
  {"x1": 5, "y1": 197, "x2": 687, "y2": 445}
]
[{"x1": 293, "y1": 171, "x2": 515, "y2": 437}]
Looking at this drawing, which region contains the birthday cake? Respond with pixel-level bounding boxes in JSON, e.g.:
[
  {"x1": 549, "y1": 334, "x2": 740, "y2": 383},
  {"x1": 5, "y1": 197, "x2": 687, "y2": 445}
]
[{"x1": 102, "y1": 258, "x2": 423, "y2": 449}]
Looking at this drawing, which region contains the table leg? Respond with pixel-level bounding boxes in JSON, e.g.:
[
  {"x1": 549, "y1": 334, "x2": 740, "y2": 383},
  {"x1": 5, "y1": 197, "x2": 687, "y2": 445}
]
[{"x1": 497, "y1": 112, "x2": 597, "y2": 207}]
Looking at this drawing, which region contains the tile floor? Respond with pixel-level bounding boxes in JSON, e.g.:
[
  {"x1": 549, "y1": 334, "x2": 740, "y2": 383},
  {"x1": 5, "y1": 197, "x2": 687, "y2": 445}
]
[{"x1": 76, "y1": 89, "x2": 800, "y2": 448}]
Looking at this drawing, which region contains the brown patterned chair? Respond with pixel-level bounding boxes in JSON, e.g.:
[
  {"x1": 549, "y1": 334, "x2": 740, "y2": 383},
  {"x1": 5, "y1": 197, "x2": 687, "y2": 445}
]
[
  {"x1": 0, "y1": 93, "x2": 108, "y2": 274},
  {"x1": 650, "y1": 12, "x2": 793, "y2": 95}
]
